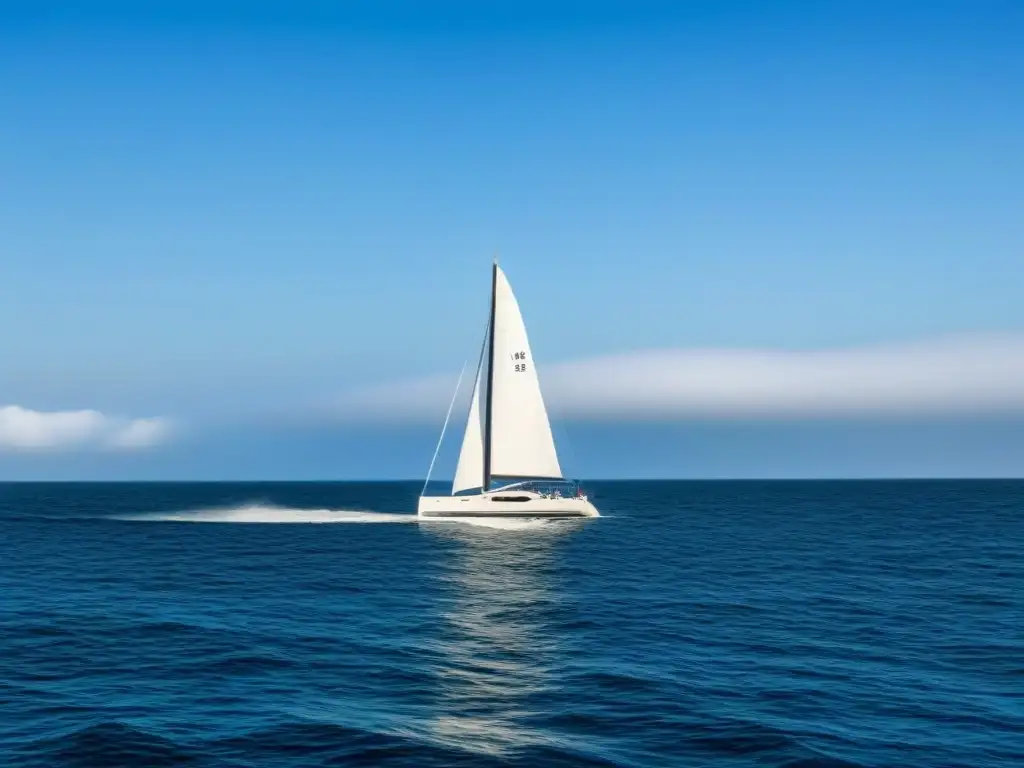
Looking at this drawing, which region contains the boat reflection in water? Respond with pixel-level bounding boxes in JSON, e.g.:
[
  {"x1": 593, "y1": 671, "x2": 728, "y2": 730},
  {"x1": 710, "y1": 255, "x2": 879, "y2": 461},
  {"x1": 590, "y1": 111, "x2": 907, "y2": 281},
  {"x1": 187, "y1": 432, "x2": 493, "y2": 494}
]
[{"x1": 421, "y1": 520, "x2": 588, "y2": 760}]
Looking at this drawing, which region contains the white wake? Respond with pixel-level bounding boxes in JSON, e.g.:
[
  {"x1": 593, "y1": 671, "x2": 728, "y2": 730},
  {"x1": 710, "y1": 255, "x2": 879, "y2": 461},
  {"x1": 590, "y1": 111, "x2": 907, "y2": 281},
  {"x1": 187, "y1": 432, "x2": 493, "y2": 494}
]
[{"x1": 116, "y1": 504, "x2": 416, "y2": 524}]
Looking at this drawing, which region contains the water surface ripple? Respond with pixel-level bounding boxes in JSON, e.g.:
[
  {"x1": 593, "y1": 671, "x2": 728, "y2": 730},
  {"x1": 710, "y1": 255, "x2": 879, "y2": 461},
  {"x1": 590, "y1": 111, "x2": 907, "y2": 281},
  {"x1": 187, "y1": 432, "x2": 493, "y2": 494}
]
[{"x1": 1, "y1": 480, "x2": 1021, "y2": 766}]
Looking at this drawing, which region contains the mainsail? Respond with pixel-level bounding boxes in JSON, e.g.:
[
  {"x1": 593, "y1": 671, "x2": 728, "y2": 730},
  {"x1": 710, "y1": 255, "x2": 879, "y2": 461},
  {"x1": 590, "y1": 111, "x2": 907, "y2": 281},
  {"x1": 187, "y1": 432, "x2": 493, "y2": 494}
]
[
  {"x1": 486, "y1": 265, "x2": 562, "y2": 482},
  {"x1": 450, "y1": 264, "x2": 562, "y2": 493}
]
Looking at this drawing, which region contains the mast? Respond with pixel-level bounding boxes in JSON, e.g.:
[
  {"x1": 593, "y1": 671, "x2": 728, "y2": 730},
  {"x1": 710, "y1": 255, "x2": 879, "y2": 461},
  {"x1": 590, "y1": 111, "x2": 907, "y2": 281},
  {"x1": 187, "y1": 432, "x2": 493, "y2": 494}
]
[{"x1": 482, "y1": 259, "x2": 498, "y2": 491}]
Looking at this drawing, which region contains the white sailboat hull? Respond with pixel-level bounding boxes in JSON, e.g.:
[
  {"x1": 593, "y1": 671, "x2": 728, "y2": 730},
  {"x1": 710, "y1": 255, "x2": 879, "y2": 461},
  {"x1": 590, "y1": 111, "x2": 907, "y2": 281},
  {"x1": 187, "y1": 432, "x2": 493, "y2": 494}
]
[{"x1": 418, "y1": 491, "x2": 599, "y2": 519}]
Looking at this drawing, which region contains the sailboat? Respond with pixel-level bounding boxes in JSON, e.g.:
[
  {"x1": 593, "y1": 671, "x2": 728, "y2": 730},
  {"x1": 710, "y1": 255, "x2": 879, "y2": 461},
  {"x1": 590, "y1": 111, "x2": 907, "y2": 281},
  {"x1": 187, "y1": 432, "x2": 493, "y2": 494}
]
[{"x1": 418, "y1": 261, "x2": 599, "y2": 519}]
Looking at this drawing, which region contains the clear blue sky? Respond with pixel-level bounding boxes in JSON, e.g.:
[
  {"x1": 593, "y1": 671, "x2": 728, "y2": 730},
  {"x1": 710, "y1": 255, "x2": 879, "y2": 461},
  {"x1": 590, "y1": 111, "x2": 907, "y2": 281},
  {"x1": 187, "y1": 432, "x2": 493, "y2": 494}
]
[{"x1": 1, "y1": 1, "x2": 1022, "y2": 479}]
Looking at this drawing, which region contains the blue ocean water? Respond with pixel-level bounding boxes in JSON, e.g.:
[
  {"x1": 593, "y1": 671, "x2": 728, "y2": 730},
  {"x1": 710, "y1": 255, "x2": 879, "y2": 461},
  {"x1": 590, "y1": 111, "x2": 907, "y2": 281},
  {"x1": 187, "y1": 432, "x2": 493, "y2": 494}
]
[{"x1": 0, "y1": 480, "x2": 1021, "y2": 767}]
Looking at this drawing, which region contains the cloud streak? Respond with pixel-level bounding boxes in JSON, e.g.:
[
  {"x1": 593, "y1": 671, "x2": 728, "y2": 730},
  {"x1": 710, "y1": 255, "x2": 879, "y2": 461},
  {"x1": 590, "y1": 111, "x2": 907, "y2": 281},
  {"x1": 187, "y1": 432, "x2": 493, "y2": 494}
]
[
  {"x1": 330, "y1": 333, "x2": 1024, "y2": 423},
  {"x1": 0, "y1": 406, "x2": 174, "y2": 451}
]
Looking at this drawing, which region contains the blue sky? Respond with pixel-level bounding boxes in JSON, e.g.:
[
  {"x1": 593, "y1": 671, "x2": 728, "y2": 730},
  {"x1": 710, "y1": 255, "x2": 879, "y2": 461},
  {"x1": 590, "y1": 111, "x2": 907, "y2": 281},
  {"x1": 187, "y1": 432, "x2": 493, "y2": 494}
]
[{"x1": 1, "y1": 1, "x2": 1023, "y2": 479}]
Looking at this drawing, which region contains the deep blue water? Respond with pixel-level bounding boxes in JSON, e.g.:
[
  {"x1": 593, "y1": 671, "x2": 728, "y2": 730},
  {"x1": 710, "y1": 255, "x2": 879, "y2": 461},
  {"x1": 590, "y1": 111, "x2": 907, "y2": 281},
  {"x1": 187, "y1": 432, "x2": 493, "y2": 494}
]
[{"x1": 1, "y1": 480, "x2": 1021, "y2": 767}]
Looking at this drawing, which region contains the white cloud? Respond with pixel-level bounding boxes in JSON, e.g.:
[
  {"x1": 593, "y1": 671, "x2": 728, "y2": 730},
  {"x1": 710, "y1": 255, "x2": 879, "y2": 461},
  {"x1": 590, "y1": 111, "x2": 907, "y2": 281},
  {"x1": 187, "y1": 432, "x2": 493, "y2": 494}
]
[
  {"x1": 329, "y1": 333, "x2": 1024, "y2": 422},
  {"x1": 105, "y1": 417, "x2": 174, "y2": 449},
  {"x1": 0, "y1": 406, "x2": 175, "y2": 451}
]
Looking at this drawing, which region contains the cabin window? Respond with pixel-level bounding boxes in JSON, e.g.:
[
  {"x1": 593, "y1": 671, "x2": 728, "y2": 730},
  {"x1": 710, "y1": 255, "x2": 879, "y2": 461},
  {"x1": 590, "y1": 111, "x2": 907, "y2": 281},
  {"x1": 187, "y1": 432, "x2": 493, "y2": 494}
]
[{"x1": 490, "y1": 495, "x2": 531, "y2": 502}]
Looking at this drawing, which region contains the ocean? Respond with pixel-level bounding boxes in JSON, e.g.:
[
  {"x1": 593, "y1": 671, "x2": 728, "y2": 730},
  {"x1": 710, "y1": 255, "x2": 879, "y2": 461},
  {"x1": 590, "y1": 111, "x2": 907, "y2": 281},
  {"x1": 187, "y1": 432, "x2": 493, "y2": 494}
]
[{"x1": 0, "y1": 480, "x2": 1021, "y2": 767}]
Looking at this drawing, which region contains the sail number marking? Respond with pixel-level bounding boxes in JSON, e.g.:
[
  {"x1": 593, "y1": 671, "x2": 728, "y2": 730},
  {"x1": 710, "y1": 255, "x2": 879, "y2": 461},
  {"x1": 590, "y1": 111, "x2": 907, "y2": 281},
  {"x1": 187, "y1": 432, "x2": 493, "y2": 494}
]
[{"x1": 511, "y1": 350, "x2": 528, "y2": 373}]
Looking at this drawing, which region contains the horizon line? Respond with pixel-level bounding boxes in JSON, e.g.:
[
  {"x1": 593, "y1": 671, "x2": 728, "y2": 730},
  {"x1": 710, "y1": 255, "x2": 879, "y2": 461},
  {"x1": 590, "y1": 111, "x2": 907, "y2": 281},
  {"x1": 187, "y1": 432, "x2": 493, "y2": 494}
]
[{"x1": 1, "y1": 476, "x2": 1022, "y2": 484}]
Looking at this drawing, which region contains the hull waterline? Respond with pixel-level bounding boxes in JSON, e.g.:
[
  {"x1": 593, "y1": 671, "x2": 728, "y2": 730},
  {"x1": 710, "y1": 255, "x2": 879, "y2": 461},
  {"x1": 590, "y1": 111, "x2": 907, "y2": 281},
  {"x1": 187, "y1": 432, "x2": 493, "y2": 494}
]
[{"x1": 418, "y1": 493, "x2": 599, "y2": 519}]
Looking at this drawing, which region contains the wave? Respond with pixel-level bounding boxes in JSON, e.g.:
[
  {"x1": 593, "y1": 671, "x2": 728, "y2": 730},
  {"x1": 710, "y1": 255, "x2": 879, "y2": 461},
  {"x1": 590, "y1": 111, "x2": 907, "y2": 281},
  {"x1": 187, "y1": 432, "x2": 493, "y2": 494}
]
[
  {"x1": 11, "y1": 720, "x2": 495, "y2": 768},
  {"x1": 15, "y1": 722, "x2": 200, "y2": 767},
  {"x1": 10, "y1": 718, "x2": 867, "y2": 768}
]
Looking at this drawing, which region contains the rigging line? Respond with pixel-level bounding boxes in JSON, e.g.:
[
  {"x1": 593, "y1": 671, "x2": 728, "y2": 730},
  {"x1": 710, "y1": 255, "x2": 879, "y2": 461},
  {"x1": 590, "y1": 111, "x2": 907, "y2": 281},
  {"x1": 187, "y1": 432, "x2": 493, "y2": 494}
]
[{"x1": 421, "y1": 360, "x2": 468, "y2": 497}]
